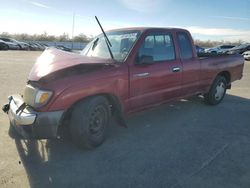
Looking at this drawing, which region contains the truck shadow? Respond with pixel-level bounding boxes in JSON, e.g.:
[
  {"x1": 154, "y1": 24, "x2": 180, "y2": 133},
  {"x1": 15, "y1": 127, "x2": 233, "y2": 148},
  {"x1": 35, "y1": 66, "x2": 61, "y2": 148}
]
[{"x1": 11, "y1": 94, "x2": 250, "y2": 188}]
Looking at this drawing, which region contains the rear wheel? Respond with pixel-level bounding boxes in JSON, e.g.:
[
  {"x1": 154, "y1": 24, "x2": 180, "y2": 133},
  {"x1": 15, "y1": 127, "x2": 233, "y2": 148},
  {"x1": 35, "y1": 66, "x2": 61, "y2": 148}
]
[
  {"x1": 1, "y1": 44, "x2": 9, "y2": 50},
  {"x1": 204, "y1": 76, "x2": 227, "y2": 105},
  {"x1": 70, "y1": 96, "x2": 111, "y2": 149}
]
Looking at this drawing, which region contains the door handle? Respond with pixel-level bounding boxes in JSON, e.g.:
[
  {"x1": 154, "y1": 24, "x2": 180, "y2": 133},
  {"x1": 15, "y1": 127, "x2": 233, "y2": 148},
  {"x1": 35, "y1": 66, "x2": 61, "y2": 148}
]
[
  {"x1": 133, "y1": 72, "x2": 150, "y2": 77},
  {"x1": 172, "y1": 67, "x2": 181, "y2": 72}
]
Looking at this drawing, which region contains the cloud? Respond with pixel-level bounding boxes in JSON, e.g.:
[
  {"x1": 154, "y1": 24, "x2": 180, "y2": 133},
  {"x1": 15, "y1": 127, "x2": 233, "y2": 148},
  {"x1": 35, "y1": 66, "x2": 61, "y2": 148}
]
[
  {"x1": 186, "y1": 26, "x2": 249, "y2": 36},
  {"x1": 119, "y1": 0, "x2": 165, "y2": 12},
  {"x1": 185, "y1": 26, "x2": 250, "y2": 41},
  {"x1": 210, "y1": 16, "x2": 250, "y2": 21},
  {"x1": 30, "y1": 1, "x2": 50, "y2": 9}
]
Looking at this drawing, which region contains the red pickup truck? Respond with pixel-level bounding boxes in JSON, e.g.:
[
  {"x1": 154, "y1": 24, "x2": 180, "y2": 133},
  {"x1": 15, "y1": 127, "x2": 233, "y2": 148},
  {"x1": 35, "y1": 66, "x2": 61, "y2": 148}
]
[{"x1": 3, "y1": 27, "x2": 244, "y2": 149}]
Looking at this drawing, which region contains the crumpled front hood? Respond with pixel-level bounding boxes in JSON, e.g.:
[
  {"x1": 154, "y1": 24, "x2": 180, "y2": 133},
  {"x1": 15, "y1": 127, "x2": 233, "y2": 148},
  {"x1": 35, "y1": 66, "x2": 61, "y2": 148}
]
[{"x1": 28, "y1": 48, "x2": 114, "y2": 81}]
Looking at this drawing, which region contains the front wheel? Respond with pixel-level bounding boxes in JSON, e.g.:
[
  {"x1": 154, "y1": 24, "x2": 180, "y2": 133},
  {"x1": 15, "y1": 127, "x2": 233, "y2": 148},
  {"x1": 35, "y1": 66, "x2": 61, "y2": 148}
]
[
  {"x1": 1, "y1": 44, "x2": 9, "y2": 50},
  {"x1": 204, "y1": 76, "x2": 227, "y2": 105},
  {"x1": 70, "y1": 96, "x2": 111, "y2": 149}
]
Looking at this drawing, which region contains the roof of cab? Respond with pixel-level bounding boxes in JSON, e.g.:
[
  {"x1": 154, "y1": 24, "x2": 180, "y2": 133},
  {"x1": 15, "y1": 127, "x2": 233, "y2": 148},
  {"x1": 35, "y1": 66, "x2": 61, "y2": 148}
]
[{"x1": 106, "y1": 27, "x2": 189, "y2": 33}]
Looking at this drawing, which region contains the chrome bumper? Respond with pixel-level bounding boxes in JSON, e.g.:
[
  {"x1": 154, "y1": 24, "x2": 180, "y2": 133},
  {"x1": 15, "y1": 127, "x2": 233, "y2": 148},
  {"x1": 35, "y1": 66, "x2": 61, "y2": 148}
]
[
  {"x1": 4, "y1": 94, "x2": 64, "y2": 139},
  {"x1": 8, "y1": 95, "x2": 36, "y2": 125}
]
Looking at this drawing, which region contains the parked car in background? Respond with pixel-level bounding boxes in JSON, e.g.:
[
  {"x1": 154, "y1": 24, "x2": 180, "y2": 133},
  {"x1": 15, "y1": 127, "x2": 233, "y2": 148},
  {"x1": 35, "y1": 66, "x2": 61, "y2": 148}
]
[
  {"x1": 27, "y1": 42, "x2": 40, "y2": 51},
  {"x1": 226, "y1": 43, "x2": 250, "y2": 55},
  {"x1": 0, "y1": 40, "x2": 9, "y2": 50},
  {"x1": 40, "y1": 43, "x2": 49, "y2": 48},
  {"x1": 0, "y1": 37, "x2": 29, "y2": 50},
  {"x1": 55, "y1": 45, "x2": 72, "y2": 52},
  {"x1": 195, "y1": 45, "x2": 205, "y2": 53},
  {"x1": 243, "y1": 51, "x2": 250, "y2": 60},
  {"x1": 0, "y1": 39, "x2": 20, "y2": 50},
  {"x1": 35, "y1": 42, "x2": 46, "y2": 50},
  {"x1": 28, "y1": 42, "x2": 46, "y2": 51},
  {"x1": 205, "y1": 45, "x2": 235, "y2": 54},
  {"x1": 37, "y1": 43, "x2": 49, "y2": 50}
]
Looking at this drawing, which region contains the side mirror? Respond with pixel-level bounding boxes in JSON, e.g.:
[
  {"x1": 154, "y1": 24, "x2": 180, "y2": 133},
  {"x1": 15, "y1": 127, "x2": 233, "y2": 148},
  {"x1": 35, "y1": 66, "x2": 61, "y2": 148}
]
[{"x1": 137, "y1": 55, "x2": 154, "y2": 65}]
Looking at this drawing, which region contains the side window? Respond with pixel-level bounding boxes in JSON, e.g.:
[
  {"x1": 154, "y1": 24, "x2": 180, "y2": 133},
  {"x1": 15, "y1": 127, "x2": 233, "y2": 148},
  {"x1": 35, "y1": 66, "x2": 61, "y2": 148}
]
[
  {"x1": 144, "y1": 36, "x2": 154, "y2": 48},
  {"x1": 177, "y1": 32, "x2": 193, "y2": 59},
  {"x1": 137, "y1": 33, "x2": 175, "y2": 63}
]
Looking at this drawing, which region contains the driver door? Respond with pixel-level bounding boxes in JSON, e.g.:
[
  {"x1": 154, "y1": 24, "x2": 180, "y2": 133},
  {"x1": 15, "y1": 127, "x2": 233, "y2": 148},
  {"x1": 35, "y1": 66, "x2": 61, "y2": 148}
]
[{"x1": 128, "y1": 31, "x2": 182, "y2": 110}]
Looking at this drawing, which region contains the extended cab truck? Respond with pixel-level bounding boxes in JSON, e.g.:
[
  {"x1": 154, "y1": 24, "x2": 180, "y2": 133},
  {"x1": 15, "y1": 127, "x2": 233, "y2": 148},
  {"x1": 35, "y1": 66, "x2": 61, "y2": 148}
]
[{"x1": 3, "y1": 27, "x2": 244, "y2": 149}]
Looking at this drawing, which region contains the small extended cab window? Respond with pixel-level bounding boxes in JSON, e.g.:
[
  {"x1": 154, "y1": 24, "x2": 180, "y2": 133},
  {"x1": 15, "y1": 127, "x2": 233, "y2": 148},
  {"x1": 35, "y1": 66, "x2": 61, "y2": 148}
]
[
  {"x1": 137, "y1": 33, "x2": 175, "y2": 63},
  {"x1": 177, "y1": 32, "x2": 193, "y2": 59}
]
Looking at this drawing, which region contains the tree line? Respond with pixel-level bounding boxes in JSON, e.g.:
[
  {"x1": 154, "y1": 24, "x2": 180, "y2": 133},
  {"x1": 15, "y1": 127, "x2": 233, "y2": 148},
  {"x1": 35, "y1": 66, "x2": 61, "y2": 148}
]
[{"x1": 0, "y1": 32, "x2": 93, "y2": 43}]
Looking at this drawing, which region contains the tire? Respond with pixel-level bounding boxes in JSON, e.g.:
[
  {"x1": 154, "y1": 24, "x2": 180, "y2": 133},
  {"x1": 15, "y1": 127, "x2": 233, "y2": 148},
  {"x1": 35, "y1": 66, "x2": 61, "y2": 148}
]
[
  {"x1": 204, "y1": 76, "x2": 227, "y2": 105},
  {"x1": 4, "y1": 44, "x2": 9, "y2": 50},
  {"x1": 8, "y1": 124, "x2": 20, "y2": 139},
  {"x1": 70, "y1": 96, "x2": 111, "y2": 149},
  {"x1": 0, "y1": 44, "x2": 9, "y2": 50}
]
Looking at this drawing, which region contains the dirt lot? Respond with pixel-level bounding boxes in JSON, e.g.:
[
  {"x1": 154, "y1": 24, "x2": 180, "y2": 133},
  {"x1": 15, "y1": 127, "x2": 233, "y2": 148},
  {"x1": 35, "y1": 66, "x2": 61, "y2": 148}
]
[{"x1": 0, "y1": 51, "x2": 250, "y2": 188}]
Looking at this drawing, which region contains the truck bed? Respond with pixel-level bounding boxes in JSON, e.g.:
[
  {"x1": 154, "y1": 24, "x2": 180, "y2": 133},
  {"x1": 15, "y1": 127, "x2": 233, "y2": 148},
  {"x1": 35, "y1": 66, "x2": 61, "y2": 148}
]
[{"x1": 197, "y1": 52, "x2": 237, "y2": 59}]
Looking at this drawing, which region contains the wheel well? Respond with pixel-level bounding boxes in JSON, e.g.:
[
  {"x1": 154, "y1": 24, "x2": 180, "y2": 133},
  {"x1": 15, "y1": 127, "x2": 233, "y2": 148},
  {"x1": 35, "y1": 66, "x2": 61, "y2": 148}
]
[
  {"x1": 102, "y1": 94, "x2": 123, "y2": 115},
  {"x1": 57, "y1": 93, "x2": 123, "y2": 136},
  {"x1": 218, "y1": 71, "x2": 231, "y2": 84}
]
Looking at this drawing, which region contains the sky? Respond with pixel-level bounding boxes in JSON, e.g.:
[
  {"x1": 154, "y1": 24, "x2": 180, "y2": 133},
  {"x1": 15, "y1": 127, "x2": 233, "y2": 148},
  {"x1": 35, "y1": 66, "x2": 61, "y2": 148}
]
[{"x1": 0, "y1": 0, "x2": 250, "y2": 42}]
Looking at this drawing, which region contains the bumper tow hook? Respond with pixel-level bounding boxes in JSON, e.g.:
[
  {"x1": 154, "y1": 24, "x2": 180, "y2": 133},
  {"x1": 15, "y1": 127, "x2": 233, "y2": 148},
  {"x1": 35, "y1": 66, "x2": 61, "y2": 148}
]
[{"x1": 2, "y1": 96, "x2": 13, "y2": 114}]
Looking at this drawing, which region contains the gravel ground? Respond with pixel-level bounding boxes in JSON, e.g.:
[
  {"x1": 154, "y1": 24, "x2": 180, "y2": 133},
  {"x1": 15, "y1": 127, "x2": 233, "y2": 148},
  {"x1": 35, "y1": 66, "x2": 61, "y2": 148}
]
[{"x1": 0, "y1": 51, "x2": 250, "y2": 188}]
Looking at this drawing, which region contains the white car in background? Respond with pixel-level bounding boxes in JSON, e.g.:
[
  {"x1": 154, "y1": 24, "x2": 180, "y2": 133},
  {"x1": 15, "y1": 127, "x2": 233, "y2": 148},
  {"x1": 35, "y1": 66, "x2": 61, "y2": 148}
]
[
  {"x1": 205, "y1": 45, "x2": 235, "y2": 54},
  {"x1": 243, "y1": 51, "x2": 250, "y2": 60},
  {"x1": 0, "y1": 39, "x2": 20, "y2": 50},
  {"x1": 0, "y1": 38, "x2": 29, "y2": 50}
]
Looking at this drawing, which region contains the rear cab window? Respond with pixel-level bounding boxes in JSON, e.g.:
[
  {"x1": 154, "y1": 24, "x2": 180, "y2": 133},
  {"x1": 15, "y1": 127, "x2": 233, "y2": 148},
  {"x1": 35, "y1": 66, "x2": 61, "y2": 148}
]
[{"x1": 177, "y1": 32, "x2": 193, "y2": 59}]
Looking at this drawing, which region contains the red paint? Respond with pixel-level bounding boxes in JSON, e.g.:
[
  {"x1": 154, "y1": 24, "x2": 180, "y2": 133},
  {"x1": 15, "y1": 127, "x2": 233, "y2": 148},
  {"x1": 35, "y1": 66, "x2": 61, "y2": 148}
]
[{"x1": 28, "y1": 48, "x2": 114, "y2": 81}]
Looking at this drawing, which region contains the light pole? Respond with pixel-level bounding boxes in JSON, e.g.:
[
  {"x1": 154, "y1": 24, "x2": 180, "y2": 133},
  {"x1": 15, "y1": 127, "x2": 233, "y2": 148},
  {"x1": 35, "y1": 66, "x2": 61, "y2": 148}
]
[{"x1": 71, "y1": 12, "x2": 75, "y2": 50}]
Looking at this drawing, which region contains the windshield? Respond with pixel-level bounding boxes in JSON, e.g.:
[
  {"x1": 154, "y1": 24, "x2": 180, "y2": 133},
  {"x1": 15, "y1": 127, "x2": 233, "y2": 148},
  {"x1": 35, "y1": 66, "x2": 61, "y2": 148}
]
[{"x1": 81, "y1": 30, "x2": 140, "y2": 62}]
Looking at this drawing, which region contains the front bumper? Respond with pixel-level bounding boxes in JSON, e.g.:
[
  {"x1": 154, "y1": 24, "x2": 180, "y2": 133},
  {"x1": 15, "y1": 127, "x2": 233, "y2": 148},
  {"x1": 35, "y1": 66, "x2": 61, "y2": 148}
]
[{"x1": 5, "y1": 94, "x2": 64, "y2": 139}]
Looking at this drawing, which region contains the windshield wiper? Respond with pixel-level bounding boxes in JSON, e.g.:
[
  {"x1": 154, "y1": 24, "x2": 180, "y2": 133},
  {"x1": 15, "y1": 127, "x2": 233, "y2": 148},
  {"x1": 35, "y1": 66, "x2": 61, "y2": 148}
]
[{"x1": 95, "y1": 16, "x2": 114, "y2": 60}]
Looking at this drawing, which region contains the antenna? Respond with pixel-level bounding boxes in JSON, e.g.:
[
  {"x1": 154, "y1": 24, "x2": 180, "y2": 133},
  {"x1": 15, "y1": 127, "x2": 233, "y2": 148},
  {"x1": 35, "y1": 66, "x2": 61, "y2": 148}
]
[
  {"x1": 95, "y1": 16, "x2": 112, "y2": 47},
  {"x1": 94, "y1": 16, "x2": 114, "y2": 59}
]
